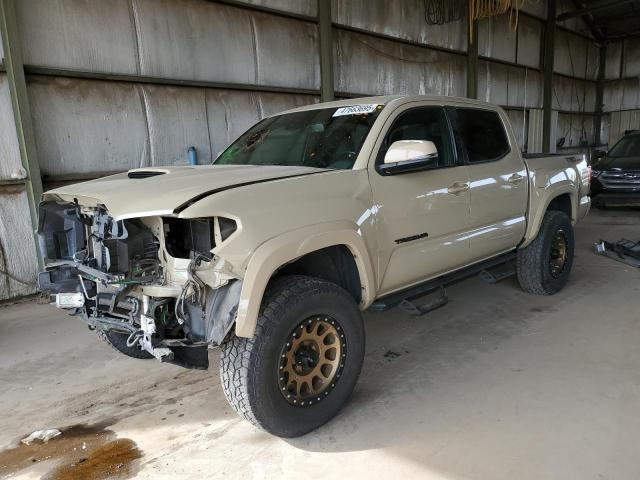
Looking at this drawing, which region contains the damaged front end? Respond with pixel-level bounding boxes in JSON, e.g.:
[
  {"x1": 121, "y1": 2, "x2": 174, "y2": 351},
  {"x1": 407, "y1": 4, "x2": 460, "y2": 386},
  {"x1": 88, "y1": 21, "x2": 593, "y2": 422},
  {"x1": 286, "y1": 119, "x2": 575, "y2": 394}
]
[{"x1": 37, "y1": 200, "x2": 242, "y2": 369}]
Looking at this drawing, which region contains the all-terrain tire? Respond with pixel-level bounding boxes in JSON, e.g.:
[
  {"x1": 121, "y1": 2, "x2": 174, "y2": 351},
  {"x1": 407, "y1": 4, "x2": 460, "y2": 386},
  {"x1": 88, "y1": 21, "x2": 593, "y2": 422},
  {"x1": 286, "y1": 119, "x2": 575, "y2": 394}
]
[
  {"x1": 517, "y1": 210, "x2": 575, "y2": 295},
  {"x1": 220, "y1": 275, "x2": 365, "y2": 437},
  {"x1": 97, "y1": 329, "x2": 154, "y2": 360}
]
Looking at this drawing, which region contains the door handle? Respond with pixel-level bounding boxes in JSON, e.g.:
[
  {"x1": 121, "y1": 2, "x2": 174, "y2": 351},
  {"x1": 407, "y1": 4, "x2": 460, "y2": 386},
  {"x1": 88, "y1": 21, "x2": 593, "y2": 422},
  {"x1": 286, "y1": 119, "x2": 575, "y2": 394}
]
[
  {"x1": 447, "y1": 182, "x2": 470, "y2": 195},
  {"x1": 508, "y1": 173, "x2": 524, "y2": 185}
]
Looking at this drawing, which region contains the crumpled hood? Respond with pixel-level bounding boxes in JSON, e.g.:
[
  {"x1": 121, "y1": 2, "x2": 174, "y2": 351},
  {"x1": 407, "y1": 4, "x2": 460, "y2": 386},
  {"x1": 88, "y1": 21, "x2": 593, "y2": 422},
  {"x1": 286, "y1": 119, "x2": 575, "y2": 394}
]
[{"x1": 44, "y1": 165, "x2": 325, "y2": 220}]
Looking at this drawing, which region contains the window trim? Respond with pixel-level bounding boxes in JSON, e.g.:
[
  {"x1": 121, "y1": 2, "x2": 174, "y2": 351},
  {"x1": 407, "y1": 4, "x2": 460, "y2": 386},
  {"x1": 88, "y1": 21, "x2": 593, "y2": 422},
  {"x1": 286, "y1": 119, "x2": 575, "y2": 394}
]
[
  {"x1": 447, "y1": 106, "x2": 512, "y2": 166},
  {"x1": 373, "y1": 105, "x2": 460, "y2": 176}
]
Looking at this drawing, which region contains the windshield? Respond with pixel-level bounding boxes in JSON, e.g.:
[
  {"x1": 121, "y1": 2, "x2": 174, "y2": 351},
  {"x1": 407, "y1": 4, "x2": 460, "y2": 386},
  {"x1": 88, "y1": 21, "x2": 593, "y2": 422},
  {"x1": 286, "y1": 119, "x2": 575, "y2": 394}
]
[
  {"x1": 605, "y1": 135, "x2": 640, "y2": 170},
  {"x1": 214, "y1": 105, "x2": 384, "y2": 169}
]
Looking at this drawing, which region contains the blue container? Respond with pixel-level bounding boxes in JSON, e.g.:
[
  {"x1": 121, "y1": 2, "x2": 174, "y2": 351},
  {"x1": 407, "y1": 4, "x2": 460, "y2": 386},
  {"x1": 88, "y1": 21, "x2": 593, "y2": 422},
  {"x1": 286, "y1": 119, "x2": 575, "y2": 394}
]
[{"x1": 187, "y1": 146, "x2": 197, "y2": 166}]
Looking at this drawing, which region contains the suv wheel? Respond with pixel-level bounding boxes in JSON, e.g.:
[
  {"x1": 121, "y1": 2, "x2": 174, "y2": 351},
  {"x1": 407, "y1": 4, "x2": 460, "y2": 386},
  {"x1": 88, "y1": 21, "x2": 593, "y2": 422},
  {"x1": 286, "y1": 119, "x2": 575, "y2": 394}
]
[
  {"x1": 517, "y1": 210, "x2": 575, "y2": 295},
  {"x1": 220, "y1": 275, "x2": 365, "y2": 437},
  {"x1": 97, "y1": 330, "x2": 154, "y2": 360}
]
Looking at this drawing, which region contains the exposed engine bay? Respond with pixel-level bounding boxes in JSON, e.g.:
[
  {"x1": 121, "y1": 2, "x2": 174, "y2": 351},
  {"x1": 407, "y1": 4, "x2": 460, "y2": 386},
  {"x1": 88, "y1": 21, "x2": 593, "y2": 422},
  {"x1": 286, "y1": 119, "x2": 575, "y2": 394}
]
[{"x1": 37, "y1": 200, "x2": 242, "y2": 369}]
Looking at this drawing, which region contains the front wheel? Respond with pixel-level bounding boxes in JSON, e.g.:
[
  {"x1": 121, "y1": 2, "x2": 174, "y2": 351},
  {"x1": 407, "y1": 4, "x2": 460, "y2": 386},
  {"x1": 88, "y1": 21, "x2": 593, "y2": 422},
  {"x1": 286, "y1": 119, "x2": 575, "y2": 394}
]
[
  {"x1": 517, "y1": 210, "x2": 575, "y2": 295},
  {"x1": 220, "y1": 275, "x2": 365, "y2": 437}
]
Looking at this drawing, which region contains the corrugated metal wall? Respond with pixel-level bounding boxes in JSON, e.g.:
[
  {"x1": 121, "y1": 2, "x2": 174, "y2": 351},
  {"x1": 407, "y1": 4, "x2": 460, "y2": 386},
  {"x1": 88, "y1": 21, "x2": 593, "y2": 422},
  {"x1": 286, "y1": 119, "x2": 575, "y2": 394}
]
[
  {"x1": 332, "y1": 0, "x2": 467, "y2": 50},
  {"x1": 0, "y1": 0, "x2": 634, "y2": 300},
  {"x1": 2, "y1": 0, "x2": 322, "y2": 300},
  {"x1": 551, "y1": 26, "x2": 600, "y2": 149},
  {"x1": 603, "y1": 38, "x2": 640, "y2": 146},
  {"x1": 29, "y1": 77, "x2": 315, "y2": 178},
  {"x1": 331, "y1": 0, "x2": 601, "y2": 152},
  {"x1": 0, "y1": 71, "x2": 40, "y2": 299},
  {"x1": 17, "y1": 0, "x2": 321, "y2": 184},
  {"x1": 333, "y1": 30, "x2": 467, "y2": 97}
]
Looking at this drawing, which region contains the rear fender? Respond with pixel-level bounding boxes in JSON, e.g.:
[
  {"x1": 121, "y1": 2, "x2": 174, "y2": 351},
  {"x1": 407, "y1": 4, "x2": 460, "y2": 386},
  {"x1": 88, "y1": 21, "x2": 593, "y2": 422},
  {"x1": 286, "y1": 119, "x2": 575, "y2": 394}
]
[{"x1": 522, "y1": 183, "x2": 577, "y2": 247}]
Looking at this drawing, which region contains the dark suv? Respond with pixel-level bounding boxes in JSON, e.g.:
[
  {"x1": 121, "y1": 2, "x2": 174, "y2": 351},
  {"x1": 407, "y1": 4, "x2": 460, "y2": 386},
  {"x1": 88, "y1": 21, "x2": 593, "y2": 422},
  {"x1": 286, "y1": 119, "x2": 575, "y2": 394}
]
[{"x1": 591, "y1": 131, "x2": 640, "y2": 207}]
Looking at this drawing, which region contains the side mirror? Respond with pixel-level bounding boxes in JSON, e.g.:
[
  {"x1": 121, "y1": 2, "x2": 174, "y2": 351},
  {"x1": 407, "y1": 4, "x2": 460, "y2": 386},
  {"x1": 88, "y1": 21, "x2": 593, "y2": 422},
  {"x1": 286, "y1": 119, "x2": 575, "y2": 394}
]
[{"x1": 378, "y1": 140, "x2": 439, "y2": 175}]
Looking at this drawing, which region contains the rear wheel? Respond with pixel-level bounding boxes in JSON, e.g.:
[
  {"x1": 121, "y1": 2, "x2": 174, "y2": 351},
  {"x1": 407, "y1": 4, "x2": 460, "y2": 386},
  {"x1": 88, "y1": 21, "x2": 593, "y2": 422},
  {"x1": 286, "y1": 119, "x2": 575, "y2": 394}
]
[
  {"x1": 220, "y1": 275, "x2": 365, "y2": 437},
  {"x1": 517, "y1": 210, "x2": 575, "y2": 295},
  {"x1": 97, "y1": 329, "x2": 153, "y2": 360}
]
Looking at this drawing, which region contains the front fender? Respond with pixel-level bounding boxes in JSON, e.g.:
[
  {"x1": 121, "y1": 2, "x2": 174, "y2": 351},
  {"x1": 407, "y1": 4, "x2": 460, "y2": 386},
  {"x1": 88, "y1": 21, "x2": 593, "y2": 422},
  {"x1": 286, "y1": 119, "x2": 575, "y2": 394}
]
[{"x1": 235, "y1": 221, "x2": 376, "y2": 338}]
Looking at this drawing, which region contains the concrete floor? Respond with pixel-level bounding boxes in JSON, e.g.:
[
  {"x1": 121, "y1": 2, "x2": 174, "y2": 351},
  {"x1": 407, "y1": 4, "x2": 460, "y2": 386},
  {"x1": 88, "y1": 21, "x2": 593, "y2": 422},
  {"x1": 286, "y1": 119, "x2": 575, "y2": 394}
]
[{"x1": 1, "y1": 208, "x2": 639, "y2": 480}]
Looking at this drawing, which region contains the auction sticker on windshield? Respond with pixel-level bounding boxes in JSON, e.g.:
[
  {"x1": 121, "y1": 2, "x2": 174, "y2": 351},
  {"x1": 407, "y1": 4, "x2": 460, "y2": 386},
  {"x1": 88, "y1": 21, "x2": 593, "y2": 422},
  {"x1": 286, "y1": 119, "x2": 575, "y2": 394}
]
[{"x1": 333, "y1": 104, "x2": 379, "y2": 117}]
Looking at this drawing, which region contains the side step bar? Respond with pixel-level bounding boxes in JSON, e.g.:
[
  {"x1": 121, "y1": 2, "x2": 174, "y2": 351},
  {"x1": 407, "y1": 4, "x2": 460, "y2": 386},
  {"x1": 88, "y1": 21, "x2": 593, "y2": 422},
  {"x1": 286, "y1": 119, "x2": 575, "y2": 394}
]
[
  {"x1": 479, "y1": 261, "x2": 516, "y2": 284},
  {"x1": 369, "y1": 251, "x2": 517, "y2": 314},
  {"x1": 399, "y1": 287, "x2": 448, "y2": 316}
]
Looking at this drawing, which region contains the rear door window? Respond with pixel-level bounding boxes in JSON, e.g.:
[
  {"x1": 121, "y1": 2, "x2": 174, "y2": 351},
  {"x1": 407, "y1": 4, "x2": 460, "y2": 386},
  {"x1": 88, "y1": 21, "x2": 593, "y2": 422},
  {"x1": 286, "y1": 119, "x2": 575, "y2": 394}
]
[{"x1": 451, "y1": 108, "x2": 510, "y2": 163}]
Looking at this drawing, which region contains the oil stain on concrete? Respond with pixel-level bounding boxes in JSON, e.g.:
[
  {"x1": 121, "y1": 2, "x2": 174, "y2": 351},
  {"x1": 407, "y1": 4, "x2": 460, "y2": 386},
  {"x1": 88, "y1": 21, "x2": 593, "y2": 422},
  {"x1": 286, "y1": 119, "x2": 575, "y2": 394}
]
[{"x1": 0, "y1": 421, "x2": 142, "y2": 480}]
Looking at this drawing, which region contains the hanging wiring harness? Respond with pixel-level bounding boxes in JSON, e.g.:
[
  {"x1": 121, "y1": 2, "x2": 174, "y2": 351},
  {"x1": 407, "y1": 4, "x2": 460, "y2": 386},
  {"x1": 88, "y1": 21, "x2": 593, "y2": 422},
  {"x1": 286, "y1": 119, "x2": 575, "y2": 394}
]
[
  {"x1": 424, "y1": 0, "x2": 466, "y2": 25},
  {"x1": 175, "y1": 254, "x2": 210, "y2": 327},
  {"x1": 424, "y1": 0, "x2": 527, "y2": 38}
]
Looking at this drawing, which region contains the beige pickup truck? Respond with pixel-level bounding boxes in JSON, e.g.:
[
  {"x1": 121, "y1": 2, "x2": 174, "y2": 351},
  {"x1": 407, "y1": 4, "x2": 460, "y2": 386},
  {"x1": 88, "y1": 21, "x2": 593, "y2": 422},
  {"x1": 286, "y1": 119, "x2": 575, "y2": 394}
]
[{"x1": 37, "y1": 95, "x2": 590, "y2": 437}]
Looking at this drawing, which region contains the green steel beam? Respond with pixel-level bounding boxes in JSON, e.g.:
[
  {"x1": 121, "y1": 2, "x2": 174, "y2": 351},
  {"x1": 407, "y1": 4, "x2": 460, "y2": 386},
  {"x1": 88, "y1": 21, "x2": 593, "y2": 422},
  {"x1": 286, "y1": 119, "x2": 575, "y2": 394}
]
[
  {"x1": 209, "y1": 0, "x2": 315, "y2": 23},
  {"x1": 25, "y1": 66, "x2": 320, "y2": 96},
  {"x1": 542, "y1": 0, "x2": 557, "y2": 153},
  {"x1": 317, "y1": 0, "x2": 334, "y2": 102},
  {"x1": 593, "y1": 42, "x2": 606, "y2": 146},
  {"x1": 467, "y1": 20, "x2": 479, "y2": 100},
  {"x1": 0, "y1": 0, "x2": 44, "y2": 269}
]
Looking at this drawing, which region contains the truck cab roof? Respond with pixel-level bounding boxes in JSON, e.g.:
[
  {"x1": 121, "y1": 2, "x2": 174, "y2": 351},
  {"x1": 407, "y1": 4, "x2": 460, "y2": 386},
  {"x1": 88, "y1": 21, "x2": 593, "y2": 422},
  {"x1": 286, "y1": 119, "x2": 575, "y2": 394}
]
[{"x1": 280, "y1": 95, "x2": 501, "y2": 117}]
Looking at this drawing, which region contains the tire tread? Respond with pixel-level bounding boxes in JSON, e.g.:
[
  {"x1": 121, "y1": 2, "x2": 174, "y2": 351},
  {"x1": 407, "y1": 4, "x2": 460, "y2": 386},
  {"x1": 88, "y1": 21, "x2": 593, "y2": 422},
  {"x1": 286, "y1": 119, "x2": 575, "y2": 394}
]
[
  {"x1": 220, "y1": 275, "x2": 360, "y2": 434},
  {"x1": 517, "y1": 210, "x2": 573, "y2": 295}
]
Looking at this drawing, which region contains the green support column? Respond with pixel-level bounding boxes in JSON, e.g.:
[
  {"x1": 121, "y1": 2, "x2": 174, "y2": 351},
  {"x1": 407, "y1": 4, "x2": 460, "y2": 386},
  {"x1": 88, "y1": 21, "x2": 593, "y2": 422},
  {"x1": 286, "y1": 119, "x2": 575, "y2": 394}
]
[
  {"x1": 317, "y1": 0, "x2": 334, "y2": 102},
  {"x1": 593, "y1": 42, "x2": 606, "y2": 146},
  {"x1": 0, "y1": 0, "x2": 44, "y2": 268},
  {"x1": 467, "y1": 19, "x2": 479, "y2": 100},
  {"x1": 542, "y1": 0, "x2": 557, "y2": 153}
]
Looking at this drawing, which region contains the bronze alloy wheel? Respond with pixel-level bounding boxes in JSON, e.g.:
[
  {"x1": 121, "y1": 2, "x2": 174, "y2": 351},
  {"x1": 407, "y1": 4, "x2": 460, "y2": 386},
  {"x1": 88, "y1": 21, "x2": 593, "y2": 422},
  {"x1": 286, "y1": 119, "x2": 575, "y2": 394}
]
[
  {"x1": 549, "y1": 229, "x2": 568, "y2": 278},
  {"x1": 278, "y1": 316, "x2": 346, "y2": 406}
]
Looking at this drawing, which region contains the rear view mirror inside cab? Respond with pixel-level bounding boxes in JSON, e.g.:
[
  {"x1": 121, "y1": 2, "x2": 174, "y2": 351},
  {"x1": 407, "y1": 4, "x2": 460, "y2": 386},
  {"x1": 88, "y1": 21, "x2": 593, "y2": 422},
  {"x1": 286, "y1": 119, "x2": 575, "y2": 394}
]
[{"x1": 378, "y1": 140, "x2": 439, "y2": 175}]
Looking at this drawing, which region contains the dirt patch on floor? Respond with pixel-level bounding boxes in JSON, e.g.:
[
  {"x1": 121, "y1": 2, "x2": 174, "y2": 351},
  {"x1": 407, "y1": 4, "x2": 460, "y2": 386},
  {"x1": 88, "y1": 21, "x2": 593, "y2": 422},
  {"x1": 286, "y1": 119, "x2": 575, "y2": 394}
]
[{"x1": 0, "y1": 421, "x2": 142, "y2": 480}]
